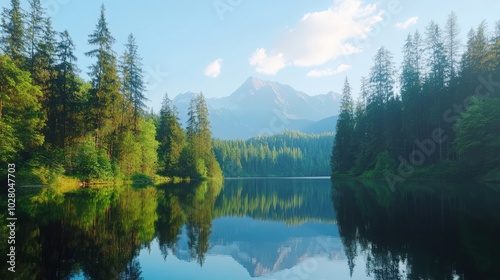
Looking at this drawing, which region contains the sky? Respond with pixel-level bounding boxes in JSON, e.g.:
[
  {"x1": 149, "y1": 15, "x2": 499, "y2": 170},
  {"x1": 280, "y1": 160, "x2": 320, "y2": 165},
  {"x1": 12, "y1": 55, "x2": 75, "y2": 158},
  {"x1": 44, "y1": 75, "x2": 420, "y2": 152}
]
[{"x1": 2, "y1": 0, "x2": 500, "y2": 112}]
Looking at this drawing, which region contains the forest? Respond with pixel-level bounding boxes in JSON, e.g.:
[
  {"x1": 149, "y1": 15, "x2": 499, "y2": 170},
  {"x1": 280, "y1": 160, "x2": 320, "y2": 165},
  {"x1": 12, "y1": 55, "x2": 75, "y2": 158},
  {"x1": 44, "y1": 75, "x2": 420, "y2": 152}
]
[
  {"x1": 0, "y1": 1, "x2": 221, "y2": 183},
  {"x1": 213, "y1": 131, "x2": 333, "y2": 177},
  {"x1": 331, "y1": 12, "x2": 500, "y2": 183}
]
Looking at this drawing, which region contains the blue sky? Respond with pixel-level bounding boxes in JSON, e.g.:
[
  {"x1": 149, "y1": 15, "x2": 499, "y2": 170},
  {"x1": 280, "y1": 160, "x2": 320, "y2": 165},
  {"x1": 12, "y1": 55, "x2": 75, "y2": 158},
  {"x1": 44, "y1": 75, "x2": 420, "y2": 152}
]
[{"x1": 3, "y1": 0, "x2": 500, "y2": 112}]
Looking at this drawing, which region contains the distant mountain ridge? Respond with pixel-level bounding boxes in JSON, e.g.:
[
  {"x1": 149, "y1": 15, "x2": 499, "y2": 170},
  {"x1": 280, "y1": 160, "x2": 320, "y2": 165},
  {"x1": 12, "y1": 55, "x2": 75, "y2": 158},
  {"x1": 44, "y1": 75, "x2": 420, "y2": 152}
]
[{"x1": 172, "y1": 77, "x2": 340, "y2": 139}]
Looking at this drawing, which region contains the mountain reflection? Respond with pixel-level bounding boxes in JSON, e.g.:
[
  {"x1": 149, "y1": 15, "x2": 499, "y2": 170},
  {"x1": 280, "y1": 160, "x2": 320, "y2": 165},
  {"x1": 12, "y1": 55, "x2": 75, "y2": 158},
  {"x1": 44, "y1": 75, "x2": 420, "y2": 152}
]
[
  {"x1": 332, "y1": 180, "x2": 500, "y2": 280},
  {"x1": 155, "y1": 177, "x2": 340, "y2": 276},
  {"x1": 2, "y1": 178, "x2": 498, "y2": 279},
  {"x1": 0, "y1": 178, "x2": 340, "y2": 279}
]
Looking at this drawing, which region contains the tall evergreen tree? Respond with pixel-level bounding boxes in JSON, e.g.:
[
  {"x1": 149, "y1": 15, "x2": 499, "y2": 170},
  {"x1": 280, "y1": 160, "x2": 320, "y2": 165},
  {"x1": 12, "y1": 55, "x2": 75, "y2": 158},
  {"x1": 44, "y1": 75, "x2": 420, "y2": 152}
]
[
  {"x1": 331, "y1": 77, "x2": 355, "y2": 173},
  {"x1": 424, "y1": 21, "x2": 448, "y2": 161},
  {"x1": 120, "y1": 33, "x2": 146, "y2": 132},
  {"x1": 0, "y1": 0, "x2": 25, "y2": 65},
  {"x1": 445, "y1": 12, "x2": 461, "y2": 83},
  {"x1": 85, "y1": 4, "x2": 121, "y2": 149},
  {"x1": 360, "y1": 46, "x2": 397, "y2": 172},
  {"x1": 54, "y1": 30, "x2": 81, "y2": 148},
  {"x1": 400, "y1": 33, "x2": 423, "y2": 154},
  {"x1": 490, "y1": 21, "x2": 500, "y2": 72},
  {"x1": 26, "y1": 0, "x2": 44, "y2": 77},
  {"x1": 359, "y1": 76, "x2": 369, "y2": 109},
  {"x1": 369, "y1": 46, "x2": 395, "y2": 105},
  {"x1": 182, "y1": 92, "x2": 221, "y2": 178},
  {"x1": 157, "y1": 93, "x2": 186, "y2": 176},
  {"x1": 425, "y1": 21, "x2": 447, "y2": 91}
]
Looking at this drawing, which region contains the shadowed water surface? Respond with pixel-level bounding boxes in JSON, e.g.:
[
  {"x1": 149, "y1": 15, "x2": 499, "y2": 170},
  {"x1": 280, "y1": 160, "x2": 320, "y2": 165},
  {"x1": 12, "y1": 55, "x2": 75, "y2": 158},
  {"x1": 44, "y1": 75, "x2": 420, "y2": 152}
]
[{"x1": 1, "y1": 178, "x2": 499, "y2": 279}]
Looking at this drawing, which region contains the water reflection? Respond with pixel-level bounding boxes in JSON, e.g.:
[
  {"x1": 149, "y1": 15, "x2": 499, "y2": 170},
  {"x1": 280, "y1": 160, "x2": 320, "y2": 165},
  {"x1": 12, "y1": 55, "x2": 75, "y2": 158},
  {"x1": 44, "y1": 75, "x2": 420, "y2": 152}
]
[
  {"x1": 0, "y1": 186, "x2": 159, "y2": 279},
  {"x1": 1, "y1": 179, "x2": 499, "y2": 279},
  {"x1": 332, "y1": 180, "x2": 500, "y2": 280}
]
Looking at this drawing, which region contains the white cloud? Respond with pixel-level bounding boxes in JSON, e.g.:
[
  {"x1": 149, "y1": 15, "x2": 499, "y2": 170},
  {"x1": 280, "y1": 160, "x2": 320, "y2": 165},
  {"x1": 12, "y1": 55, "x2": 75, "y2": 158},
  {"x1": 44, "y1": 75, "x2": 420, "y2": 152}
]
[
  {"x1": 395, "y1": 16, "x2": 418, "y2": 30},
  {"x1": 204, "y1": 58, "x2": 223, "y2": 78},
  {"x1": 249, "y1": 0, "x2": 383, "y2": 74},
  {"x1": 249, "y1": 48, "x2": 286, "y2": 75},
  {"x1": 307, "y1": 64, "x2": 352, "y2": 78}
]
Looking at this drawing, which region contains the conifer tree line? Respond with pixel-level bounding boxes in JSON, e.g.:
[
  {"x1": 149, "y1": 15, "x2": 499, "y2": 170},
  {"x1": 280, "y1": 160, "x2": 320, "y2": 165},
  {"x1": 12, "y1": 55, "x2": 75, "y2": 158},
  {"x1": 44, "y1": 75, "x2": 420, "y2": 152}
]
[
  {"x1": 0, "y1": 1, "x2": 221, "y2": 181},
  {"x1": 331, "y1": 13, "x2": 500, "y2": 179},
  {"x1": 213, "y1": 131, "x2": 334, "y2": 177}
]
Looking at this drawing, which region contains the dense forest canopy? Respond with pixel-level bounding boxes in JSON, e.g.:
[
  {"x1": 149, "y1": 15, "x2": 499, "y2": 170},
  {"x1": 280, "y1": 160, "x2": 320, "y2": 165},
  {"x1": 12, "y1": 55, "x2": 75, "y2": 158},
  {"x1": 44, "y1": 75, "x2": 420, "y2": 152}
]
[
  {"x1": 331, "y1": 12, "x2": 500, "y2": 183},
  {"x1": 1, "y1": 0, "x2": 499, "y2": 182},
  {"x1": 0, "y1": 1, "x2": 221, "y2": 182},
  {"x1": 213, "y1": 131, "x2": 333, "y2": 177}
]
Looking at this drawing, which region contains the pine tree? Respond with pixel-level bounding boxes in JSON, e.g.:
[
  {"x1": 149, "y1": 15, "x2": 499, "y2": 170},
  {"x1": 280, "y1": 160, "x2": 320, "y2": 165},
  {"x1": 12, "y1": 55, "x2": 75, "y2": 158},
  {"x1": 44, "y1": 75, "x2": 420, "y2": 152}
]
[
  {"x1": 54, "y1": 30, "x2": 80, "y2": 148},
  {"x1": 120, "y1": 33, "x2": 146, "y2": 132},
  {"x1": 157, "y1": 93, "x2": 186, "y2": 176},
  {"x1": 445, "y1": 12, "x2": 461, "y2": 83},
  {"x1": 0, "y1": 0, "x2": 25, "y2": 65},
  {"x1": 26, "y1": 0, "x2": 44, "y2": 77},
  {"x1": 424, "y1": 21, "x2": 448, "y2": 161},
  {"x1": 425, "y1": 21, "x2": 447, "y2": 91},
  {"x1": 183, "y1": 92, "x2": 221, "y2": 178},
  {"x1": 400, "y1": 33, "x2": 422, "y2": 154},
  {"x1": 359, "y1": 76, "x2": 369, "y2": 109},
  {"x1": 363, "y1": 46, "x2": 396, "y2": 170},
  {"x1": 331, "y1": 77, "x2": 355, "y2": 173},
  {"x1": 369, "y1": 46, "x2": 395, "y2": 105},
  {"x1": 85, "y1": 4, "x2": 121, "y2": 149}
]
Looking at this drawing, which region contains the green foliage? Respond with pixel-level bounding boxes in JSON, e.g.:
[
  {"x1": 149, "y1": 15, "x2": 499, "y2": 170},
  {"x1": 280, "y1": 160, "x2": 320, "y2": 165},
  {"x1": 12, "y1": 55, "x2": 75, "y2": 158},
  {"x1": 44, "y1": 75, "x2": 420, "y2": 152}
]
[
  {"x1": 137, "y1": 118, "x2": 159, "y2": 176},
  {"x1": 120, "y1": 33, "x2": 146, "y2": 132},
  {"x1": 332, "y1": 16, "x2": 500, "y2": 180},
  {"x1": 455, "y1": 97, "x2": 500, "y2": 175},
  {"x1": 157, "y1": 93, "x2": 186, "y2": 176},
  {"x1": 0, "y1": 0, "x2": 25, "y2": 64},
  {"x1": 0, "y1": 3, "x2": 177, "y2": 181},
  {"x1": 332, "y1": 179, "x2": 500, "y2": 279},
  {"x1": 73, "y1": 139, "x2": 113, "y2": 180},
  {"x1": 85, "y1": 4, "x2": 122, "y2": 149},
  {"x1": 0, "y1": 54, "x2": 45, "y2": 165},
  {"x1": 182, "y1": 92, "x2": 222, "y2": 179},
  {"x1": 331, "y1": 77, "x2": 355, "y2": 173},
  {"x1": 214, "y1": 131, "x2": 333, "y2": 177}
]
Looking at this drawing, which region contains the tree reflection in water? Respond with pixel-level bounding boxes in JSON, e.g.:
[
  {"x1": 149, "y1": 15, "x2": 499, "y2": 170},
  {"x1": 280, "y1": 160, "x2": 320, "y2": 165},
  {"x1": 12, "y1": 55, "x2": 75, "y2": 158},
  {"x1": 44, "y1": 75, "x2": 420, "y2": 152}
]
[
  {"x1": 0, "y1": 185, "x2": 159, "y2": 279},
  {"x1": 332, "y1": 180, "x2": 500, "y2": 280},
  {"x1": 2, "y1": 179, "x2": 499, "y2": 280}
]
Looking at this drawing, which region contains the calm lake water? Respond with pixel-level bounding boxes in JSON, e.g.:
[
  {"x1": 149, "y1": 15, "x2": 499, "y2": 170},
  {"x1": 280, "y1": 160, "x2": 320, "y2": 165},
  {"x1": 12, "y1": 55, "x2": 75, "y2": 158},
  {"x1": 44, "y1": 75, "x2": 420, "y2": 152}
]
[{"x1": 1, "y1": 178, "x2": 500, "y2": 279}]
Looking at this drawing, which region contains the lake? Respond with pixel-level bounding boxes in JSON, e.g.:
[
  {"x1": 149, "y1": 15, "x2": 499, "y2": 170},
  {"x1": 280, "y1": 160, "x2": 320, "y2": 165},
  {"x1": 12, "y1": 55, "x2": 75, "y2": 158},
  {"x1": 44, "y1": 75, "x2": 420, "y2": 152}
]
[{"x1": 1, "y1": 178, "x2": 500, "y2": 279}]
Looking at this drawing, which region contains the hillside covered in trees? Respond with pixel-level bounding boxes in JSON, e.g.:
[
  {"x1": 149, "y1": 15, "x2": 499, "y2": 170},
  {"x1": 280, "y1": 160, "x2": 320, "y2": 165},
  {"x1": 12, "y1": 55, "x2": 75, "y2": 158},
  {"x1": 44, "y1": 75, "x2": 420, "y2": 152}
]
[
  {"x1": 0, "y1": 1, "x2": 221, "y2": 183},
  {"x1": 331, "y1": 13, "x2": 500, "y2": 182},
  {"x1": 213, "y1": 131, "x2": 333, "y2": 177}
]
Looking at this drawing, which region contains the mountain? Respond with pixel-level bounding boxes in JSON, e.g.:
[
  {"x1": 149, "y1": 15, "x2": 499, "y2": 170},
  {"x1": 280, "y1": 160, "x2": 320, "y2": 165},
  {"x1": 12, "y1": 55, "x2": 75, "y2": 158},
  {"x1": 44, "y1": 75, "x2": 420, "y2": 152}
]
[
  {"x1": 172, "y1": 77, "x2": 340, "y2": 139},
  {"x1": 301, "y1": 115, "x2": 339, "y2": 135}
]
